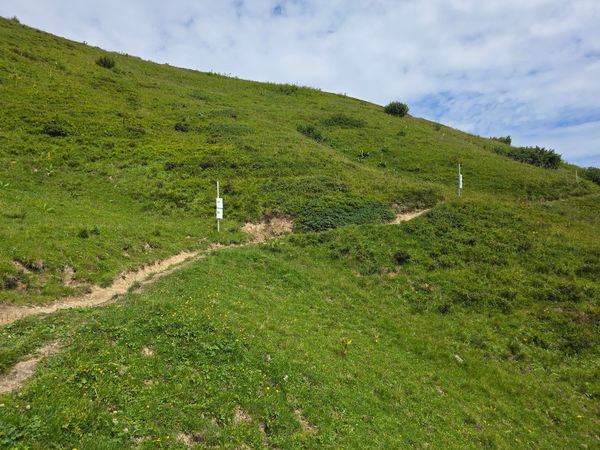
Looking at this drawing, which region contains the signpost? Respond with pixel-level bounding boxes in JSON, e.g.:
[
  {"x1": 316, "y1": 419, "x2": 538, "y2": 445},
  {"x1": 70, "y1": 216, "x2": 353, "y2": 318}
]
[
  {"x1": 216, "y1": 181, "x2": 223, "y2": 232},
  {"x1": 458, "y1": 164, "x2": 463, "y2": 197}
]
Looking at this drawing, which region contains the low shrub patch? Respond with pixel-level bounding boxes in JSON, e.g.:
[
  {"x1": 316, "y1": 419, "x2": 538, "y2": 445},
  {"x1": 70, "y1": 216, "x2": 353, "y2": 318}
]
[
  {"x1": 495, "y1": 146, "x2": 562, "y2": 169},
  {"x1": 41, "y1": 119, "x2": 69, "y2": 137},
  {"x1": 297, "y1": 124, "x2": 325, "y2": 143},
  {"x1": 322, "y1": 114, "x2": 366, "y2": 128},
  {"x1": 294, "y1": 196, "x2": 394, "y2": 232},
  {"x1": 582, "y1": 167, "x2": 600, "y2": 186},
  {"x1": 95, "y1": 56, "x2": 115, "y2": 69},
  {"x1": 384, "y1": 102, "x2": 409, "y2": 117},
  {"x1": 490, "y1": 135, "x2": 512, "y2": 145},
  {"x1": 174, "y1": 121, "x2": 190, "y2": 132}
]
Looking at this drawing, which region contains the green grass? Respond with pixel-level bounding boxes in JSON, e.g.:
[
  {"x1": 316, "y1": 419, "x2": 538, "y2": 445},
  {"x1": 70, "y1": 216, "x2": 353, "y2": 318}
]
[
  {"x1": 0, "y1": 16, "x2": 598, "y2": 448},
  {"x1": 0, "y1": 17, "x2": 595, "y2": 304},
  {"x1": 0, "y1": 199, "x2": 598, "y2": 448}
]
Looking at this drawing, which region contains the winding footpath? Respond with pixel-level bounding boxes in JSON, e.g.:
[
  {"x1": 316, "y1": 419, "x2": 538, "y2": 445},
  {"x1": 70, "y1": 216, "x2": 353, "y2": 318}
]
[
  {"x1": 0, "y1": 210, "x2": 428, "y2": 394},
  {"x1": 0, "y1": 210, "x2": 428, "y2": 327}
]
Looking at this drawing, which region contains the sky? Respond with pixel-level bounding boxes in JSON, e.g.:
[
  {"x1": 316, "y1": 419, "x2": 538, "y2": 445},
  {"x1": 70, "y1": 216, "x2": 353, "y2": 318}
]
[{"x1": 1, "y1": 0, "x2": 599, "y2": 167}]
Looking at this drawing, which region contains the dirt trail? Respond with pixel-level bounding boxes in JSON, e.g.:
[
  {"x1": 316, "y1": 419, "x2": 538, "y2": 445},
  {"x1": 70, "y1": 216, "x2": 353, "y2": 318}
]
[
  {"x1": 0, "y1": 342, "x2": 61, "y2": 394},
  {"x1": 0, "y1": 250, "x2": 200, "y2": 326},
  {"x1": 0, "y1": 211, "x2": 428, "y2": 328}
]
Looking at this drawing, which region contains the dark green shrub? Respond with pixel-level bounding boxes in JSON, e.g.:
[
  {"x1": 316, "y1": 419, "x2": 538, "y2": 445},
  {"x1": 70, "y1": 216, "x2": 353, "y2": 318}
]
[
  {"x1": 95, "y1": 56, "x2": 115, "y2": 69},
  {"x1": 274, "y1": 84, "x2": 299, "y2": 95},
  {"x1": 294, "y1": 197, "x2": 394, "y2": 232},
  {"x1": 3, "y1": 275, "x2": 21, "y2": 290},
  {"x1": 41, "y1": 119, "x2": 69, "y2": 137},
  {"x1": 582, "y1": 167, "x2": 600, "y2": 186},
  {"x1": 297, "y1": 124, "x2": 324, "y2": 142},
  {"x1": 490, "y1": 136, "x2": 512, "y2": 145},
  {"x1": 384, "y1": 102, "x2": 409, "y2": 117},
  {"x1": 198, "y1": 158, "x2": 217, "y2": 169},
  {"x1": 497, "y1": 146, "x2": 562, "y2": 169},
  {"x1": 394, "y1": 250, "x2": 411, "y2": 265},
  {"x1": 174, "y1": 121, "x2": 190, "y2": 132},
  {"x1": 204, "y1": 123, "x2": 250, "y2": 137},
  {"x1": 322, "y1": 114, "x2": 366, "y2": 128},
  {"x1": 77, "y1": 228, "x2": 89, "y2": 239}
]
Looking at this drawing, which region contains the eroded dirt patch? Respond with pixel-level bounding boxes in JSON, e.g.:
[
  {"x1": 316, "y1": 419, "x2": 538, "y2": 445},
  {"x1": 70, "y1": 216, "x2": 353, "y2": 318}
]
[
  {"x1": 241, "y1": 216, "x2": 293, "y2": 243},
  {"x1": 390, "y1": 209, "x2": 430, "y2": 224},
  {"x1": 0, "y1": 341, "x2": 61, "y2": 394},
  {"x1": 294, "y1": 409, "x2": 317, "y2": 434},
  {"x1": 233, "y1": 407, "x2": 252, "y2": 424},
  {"x1": 63, "y1": 265, "x2": 88, "y2": 288}
]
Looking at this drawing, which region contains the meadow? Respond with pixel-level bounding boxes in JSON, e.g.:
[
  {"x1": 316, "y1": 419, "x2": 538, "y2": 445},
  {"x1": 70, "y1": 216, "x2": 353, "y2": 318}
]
[{"x1": 0, "y1": 17, "x2": 598, "y2": 448}]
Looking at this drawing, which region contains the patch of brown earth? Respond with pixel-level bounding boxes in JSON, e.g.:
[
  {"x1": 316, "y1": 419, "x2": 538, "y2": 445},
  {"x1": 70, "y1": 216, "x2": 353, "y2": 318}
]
[
  {"x1": 233, "y1": 407, "x2": 252, "y2": 424},
  {"x1": 0, "y1": 341, "x2": 61, "y2": 394},
  {"x1": 390, "y1": 209, "x2": 430, "y2": 224},
  {"x1": 0, "y1": 250, "x2": 199, "y2": 326},
  {"x1": 241, "y1": 216, "x2": 293, "y2": 243},
  {"x1": 142, "y1": 346, "x2": 154, "y2": 356},
  {"x1": 294, "y1": 409, "x2": 317, "y2": 434},
  {"x1": 177, "y1": 433, "x2": 194, "y2": 448},
  {"x1": 12, "y1": 260, "x2": 32, "y2": 274},
  {"x1": 62, "y1": 265, "x2": 88, "y2": 288}
]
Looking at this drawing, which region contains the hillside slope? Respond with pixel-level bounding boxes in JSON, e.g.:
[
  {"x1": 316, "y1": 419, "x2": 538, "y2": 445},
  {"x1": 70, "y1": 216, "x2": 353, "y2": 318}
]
[
  {"x1": 0, "y1": 17, "x2": 599, "y2": 448},
  {"x1": 0, "y1": 17, "x2": 595, "y2": 305}
]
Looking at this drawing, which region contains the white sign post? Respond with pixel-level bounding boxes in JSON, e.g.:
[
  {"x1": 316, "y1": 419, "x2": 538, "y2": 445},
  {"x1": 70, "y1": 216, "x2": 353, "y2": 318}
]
[
  {"x1": 216, "y1": 181, "x2": 223, "y2": 232},
  {"x1": 458, "y1": 164, "x2": 463, "y2": 197}
]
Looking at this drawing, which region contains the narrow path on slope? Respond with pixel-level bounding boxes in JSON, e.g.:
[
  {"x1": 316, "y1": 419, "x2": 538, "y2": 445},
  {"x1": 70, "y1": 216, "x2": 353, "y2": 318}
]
[
  {"x1": 0, "y1": 210, "x2": 428, "y2": 328},
  {"x1": 0, "y1": 247, "x2": 213, "y2": 326}
]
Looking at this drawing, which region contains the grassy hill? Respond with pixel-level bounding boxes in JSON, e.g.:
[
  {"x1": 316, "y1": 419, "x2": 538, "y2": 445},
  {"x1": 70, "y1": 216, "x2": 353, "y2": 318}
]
[{"x1": 0, "y1": 17, "x2": 598, "y2": 448}]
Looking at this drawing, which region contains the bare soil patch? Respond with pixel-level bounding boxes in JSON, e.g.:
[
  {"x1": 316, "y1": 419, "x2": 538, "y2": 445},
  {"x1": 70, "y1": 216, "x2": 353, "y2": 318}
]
[
  {"x1": 241, "y1": 216, "x2": 293, "y2": 243},
  {"x1": 233, "y1": 407, "x2": 252, "y2": 424},
  {"x1": 0, "y1": 341, "x2": 61, "y2": 394},
  {"x1": 390, "y1": 209, "x2": 429, "y2": 224},
  {"x1": 294, "y1": 409, "x2": 317, "y2": 434}
]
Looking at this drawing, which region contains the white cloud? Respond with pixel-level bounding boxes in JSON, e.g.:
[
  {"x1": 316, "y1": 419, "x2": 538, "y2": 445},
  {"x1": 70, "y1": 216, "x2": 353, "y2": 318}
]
[{"x1": 1, "y1": 0, "x2": 599, "y2": 166}]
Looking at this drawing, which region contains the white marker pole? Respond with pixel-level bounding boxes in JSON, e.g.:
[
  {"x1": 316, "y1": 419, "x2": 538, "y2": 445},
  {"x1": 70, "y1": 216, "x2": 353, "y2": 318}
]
[
  {"x1": 458, "y1": 164, "x2": 463, "y2": 197},
  {"x1": 216, "y1": 181, "x2": 222, "y2": 233}
]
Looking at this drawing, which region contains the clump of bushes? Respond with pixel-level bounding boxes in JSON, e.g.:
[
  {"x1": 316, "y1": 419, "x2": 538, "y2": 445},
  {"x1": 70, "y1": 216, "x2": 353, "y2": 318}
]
[
  {"x1": 490, "y1": 135, "x2": 512, "y2": 145},
  {"x1": 174, "y1": 121, "x2": 190, "y2": 132},
  {"x1": 41, "y1": 119, "x2": 69, "y2": 137},
  {"x1": 582, "y1": 167, "x2": 600, "y2": 186},
  {"x1": 77, "y1": 226, "x2": 100, "y2": 239},
  {"x1": 274, "y1": 84, "x2": 300, "y2": 95},
  {"x1": 95, "y1": 56, "x2": 115, "y2": 69},
  {"x1": 294, "y1": 196, "x2": 394, "y2": 232},
  {"x1": 297, "y1": 124, "x2": 325, "y2": 143},
  {"x1": 3, "y1": 275, "x2": 22, "y2": 290},
  {"x1": 384, "y1": 102, "x2": 409, "y2": 117},
  {"x1": 504, "y1": 146, "x2": 562, "y2": 169},
  {"x1": 322, "y1": 114, "x2": 366, "y2": 128},
  {"x1": 394, "y1": 250, "x2": 411, "y2": 265}
]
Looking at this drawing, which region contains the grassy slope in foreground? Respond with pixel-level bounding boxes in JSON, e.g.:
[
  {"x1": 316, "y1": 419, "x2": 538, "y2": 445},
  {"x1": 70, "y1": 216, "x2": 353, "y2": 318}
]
[
  {"x1": 0, "y1": 198, "x2": 598, "y2": 448},
  {"x1": 0, "y1": 16, "x2": 595, "y2": 304}
]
